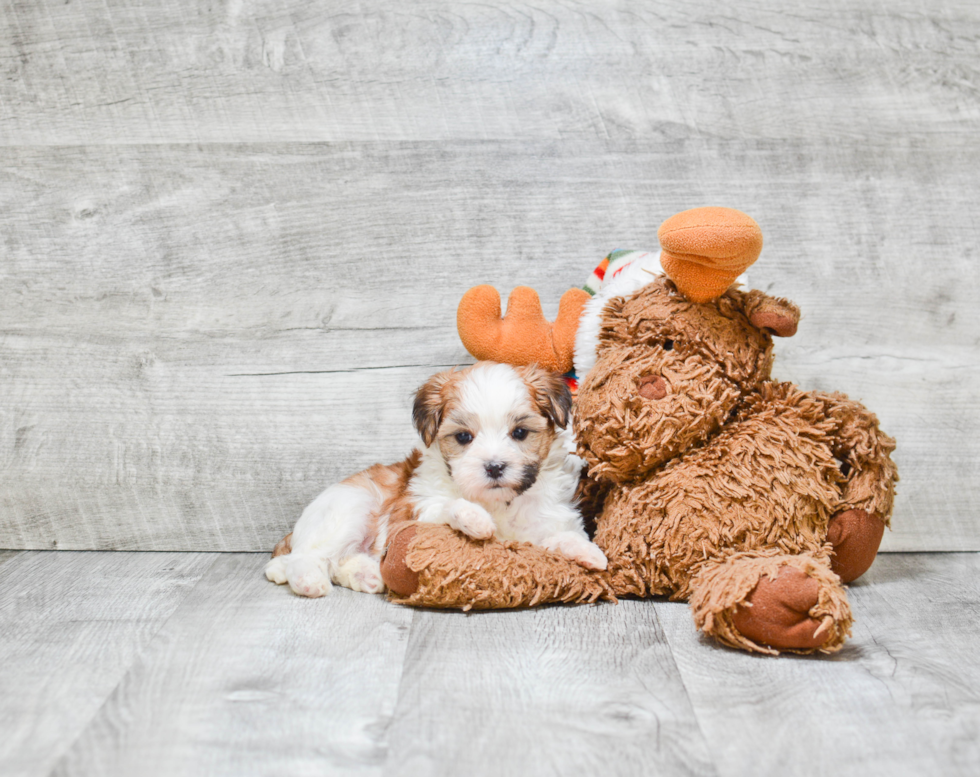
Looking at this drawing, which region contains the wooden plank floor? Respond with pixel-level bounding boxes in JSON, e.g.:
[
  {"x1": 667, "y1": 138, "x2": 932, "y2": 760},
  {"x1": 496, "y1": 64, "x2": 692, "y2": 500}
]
[{"x1": 1, "y1": 551, "x2": 977, "y2": 777}]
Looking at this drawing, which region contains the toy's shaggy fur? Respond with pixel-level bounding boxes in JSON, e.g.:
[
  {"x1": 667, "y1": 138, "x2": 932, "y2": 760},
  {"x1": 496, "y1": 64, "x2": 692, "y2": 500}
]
[
  {"x1": 387, "y1": 522, "x2": 616, "y2": 611},
  {"x1": 381, "y1": 276, "x2": 898, "y2": 655}
]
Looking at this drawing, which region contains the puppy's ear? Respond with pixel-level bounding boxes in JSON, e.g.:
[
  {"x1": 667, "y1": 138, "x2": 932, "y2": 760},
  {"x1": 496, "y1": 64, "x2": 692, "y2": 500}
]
[
  {"x1": 520, "y1": 365, "x2": 573, "y2": 429},
  {"x1": 413, "y1": 369, "x2": 456, "y2": 447}
]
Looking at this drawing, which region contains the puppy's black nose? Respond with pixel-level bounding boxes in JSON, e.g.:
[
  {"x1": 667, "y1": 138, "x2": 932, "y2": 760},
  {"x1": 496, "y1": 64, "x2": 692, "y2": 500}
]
[{"x1": 485, "y1": 461, "x2": 506, "y2": 480}]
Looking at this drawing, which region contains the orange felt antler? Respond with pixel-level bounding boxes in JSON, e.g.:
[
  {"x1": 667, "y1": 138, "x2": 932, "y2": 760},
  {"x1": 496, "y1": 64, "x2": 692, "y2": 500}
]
[
  {"x1": 457, "y1": 285, "x2": 590, "y2": 373},
  {"x1": 658, "y1": 207, "x2": 763, "y2": 302}
]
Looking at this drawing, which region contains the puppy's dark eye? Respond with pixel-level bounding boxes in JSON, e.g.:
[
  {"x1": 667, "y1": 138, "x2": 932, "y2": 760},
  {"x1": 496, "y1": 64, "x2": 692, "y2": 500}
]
[
  {"x1": 454, "y1": 432, "x2": 473, "y2": 446},
  {"x1": 663, "y1": 339, "x2": 674, "y2": 351},
  {"x1": 511, "y1": 427, "x2": 529, "y2": 441}
]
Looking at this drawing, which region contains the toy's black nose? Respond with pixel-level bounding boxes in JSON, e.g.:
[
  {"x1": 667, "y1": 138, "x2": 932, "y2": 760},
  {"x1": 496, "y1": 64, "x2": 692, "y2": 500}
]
[{"x1": 485, "y1": 461, "x2": 506, "y2": 480}]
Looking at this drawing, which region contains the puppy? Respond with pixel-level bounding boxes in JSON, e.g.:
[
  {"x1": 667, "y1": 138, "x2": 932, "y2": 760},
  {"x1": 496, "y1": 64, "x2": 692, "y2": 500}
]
[{"x1": 265, "y1": 362, "x2": 607, "y2": 598}]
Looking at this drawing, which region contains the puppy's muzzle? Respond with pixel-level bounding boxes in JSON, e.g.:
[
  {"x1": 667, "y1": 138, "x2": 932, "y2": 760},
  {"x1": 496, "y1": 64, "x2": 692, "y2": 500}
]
[{"x1": 484, "y1": 461, "x2": 507, "y2": 481}]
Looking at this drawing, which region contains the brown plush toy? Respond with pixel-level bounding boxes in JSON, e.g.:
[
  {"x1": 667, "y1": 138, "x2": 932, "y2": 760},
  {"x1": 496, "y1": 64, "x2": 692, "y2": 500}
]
[
  {"x1": 289, "y1": 208, "x2": 899, "y2": 655},
  {"x1": 570, "y1": 275, "x2": 897, "y2": 652}
]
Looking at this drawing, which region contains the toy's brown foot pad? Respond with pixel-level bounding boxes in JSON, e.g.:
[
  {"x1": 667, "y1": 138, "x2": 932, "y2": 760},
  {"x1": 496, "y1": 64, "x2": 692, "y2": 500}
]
[
  {"x1": 272, "y1": 532, "x2": 292, "y2": 558},
  {"x1": 380, "y1": 523, "x2": 420, "y2": 596},
  {"x1": 732, "y1": 567, "x2": 829, "y2": 651},
  {"x1": 827, "y1": 509, "x2": 885, "y2": 583},
  {"x1": 692, "y1": 554, "x2": 852, "y2": 654}
]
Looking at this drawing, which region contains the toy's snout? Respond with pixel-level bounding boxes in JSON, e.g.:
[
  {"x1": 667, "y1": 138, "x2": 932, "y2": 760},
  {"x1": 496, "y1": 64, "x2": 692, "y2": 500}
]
[
  {"x1": 576, "y1": 343, "x2": 743, "y2": 484},
  {"x1": 638, "y1": 374, "x2": 668, "y2": 400}
]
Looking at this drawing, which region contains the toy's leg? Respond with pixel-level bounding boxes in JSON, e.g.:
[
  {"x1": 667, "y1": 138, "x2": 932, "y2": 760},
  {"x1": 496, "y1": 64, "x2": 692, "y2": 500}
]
[
  {"x1": 815, "y1": 392, "x2": 899, "y2": 582},
  {"x1": 689, "y1": 552, "x2": 852, "y2": 654}
]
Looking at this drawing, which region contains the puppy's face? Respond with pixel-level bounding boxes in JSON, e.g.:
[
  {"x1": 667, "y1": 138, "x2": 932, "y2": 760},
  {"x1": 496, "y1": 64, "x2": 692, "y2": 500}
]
[{"x1": 413, "y1": 362, "x2": 572, "y2": 504}]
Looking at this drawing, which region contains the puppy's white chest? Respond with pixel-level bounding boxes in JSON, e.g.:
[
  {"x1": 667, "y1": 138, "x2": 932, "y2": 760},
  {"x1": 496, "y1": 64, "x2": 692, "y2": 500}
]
[
  {"x1": 488, "y1": 504, "x2": 526, "y2": 542},
  {"x1": 486, "y1": 496, "x2": 541, "y2": 543}
]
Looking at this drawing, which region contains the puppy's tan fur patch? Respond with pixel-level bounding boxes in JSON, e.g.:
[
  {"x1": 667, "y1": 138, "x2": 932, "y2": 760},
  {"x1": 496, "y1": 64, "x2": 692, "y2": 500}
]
[
  {"x1": 412, "y1": 369, "x2": 467, "y2": 447},
  {"x1": 340, "y1": 450, "x2": 423, "y2": 554}
]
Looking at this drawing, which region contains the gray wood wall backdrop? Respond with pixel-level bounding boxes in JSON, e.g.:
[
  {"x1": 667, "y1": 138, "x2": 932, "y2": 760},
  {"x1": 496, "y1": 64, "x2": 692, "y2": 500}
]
[{"x1": 1, "y1": 0, "x2": 977, "y2": 552}]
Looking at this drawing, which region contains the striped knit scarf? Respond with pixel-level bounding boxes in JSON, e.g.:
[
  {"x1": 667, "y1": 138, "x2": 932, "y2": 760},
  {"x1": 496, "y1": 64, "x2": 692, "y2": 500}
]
[{"x1": 582, "y1": 250, "x2": 653, "y2": 296}]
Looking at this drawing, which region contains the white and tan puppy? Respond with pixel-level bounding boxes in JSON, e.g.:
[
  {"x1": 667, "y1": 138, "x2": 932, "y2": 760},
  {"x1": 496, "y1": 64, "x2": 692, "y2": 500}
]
[{"x1": 265, "y1": 362, "x2": 606, "y2": 598}]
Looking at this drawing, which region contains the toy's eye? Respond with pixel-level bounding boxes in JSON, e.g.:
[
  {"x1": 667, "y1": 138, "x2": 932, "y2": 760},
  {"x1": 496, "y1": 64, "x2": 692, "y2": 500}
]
[
  {"x1": 455, "y1": 432, "x2": 473, "y2": 446},
  {"x1": 663, "y1": 339, "x2": 674, "y2": 351},
  {"x1": 511, "y1": 427, "x2": 529, "y2": 441}
]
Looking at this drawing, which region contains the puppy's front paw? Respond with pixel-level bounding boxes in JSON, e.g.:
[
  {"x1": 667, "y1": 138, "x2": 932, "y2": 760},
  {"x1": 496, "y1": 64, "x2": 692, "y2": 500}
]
[
  {"x1": 449, "y1": 498, "x2": 496, "y2": 540},
  {"x1": 545, "y1": 532, "x2": 608, "y2": 571}
]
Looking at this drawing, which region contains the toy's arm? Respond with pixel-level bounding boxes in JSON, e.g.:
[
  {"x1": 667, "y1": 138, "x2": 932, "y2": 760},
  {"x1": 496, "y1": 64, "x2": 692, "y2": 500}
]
[
  {"x1": 810, "y1": 391, "x2": 898, "y2": 582},
  {"x1": 815, "y1": 392, "x2": 898, "y2": 520},
  {"x1": 456, "y1": 285, "x2": 590, "y2": 373},
  {"x1": 379, "y1": 522, "x2": 615, "y2": 608}
]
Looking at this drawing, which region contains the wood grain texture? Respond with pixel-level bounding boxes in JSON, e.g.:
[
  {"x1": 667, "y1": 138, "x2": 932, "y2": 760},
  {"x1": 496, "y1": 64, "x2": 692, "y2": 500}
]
[
  {"x1": 52, "y1": 554, "x2": 414, "y2": 777},
  {"x1": 1, "y1": 0, "x2": 977, "y2": 145},
  {"x1": 2, "y1": 0, "x2": 978, "y2": 551},
  {"x1": 1, "y1": 138, "x2": 977, "y2": 550},
  {"x1": 385, "y1": 601, "x2": 717, "y2": 777},
  {"x1": 1, "y1": 362, "x2": 441, "y2": 551},
  {"x1": 658, "y1": 553, "x2": 980, "y2": 777},
  {"x1": 0, "y1": 551, "x2": 216, "y2": 777},
  {"x1": 4, "y1": 551, "x2": 978, "y2": 775}
]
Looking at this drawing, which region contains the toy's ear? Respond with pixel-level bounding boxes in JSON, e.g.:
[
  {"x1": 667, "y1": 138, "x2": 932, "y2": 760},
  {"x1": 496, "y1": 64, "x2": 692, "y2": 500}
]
[
  {"x1": 412, "y1": 369, "x2": 457, "y2": 446},
  {"x1": 518, "y1": 364, "x2": 573, "y2": 429},
  {"x1": 457, "y1": 285, "x2": 589, "y2": 374},
  {"x1": 740, "y1": 290, "x2": 800, "y2": 337}
]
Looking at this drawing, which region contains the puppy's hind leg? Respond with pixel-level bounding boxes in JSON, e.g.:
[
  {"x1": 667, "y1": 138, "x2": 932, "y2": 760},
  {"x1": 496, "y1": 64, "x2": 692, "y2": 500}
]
[
  {"x1": 284, "y1": 553, "x2": 333, "y2": 598},
  {"x1": 264, "y1": 555, "x2": 288, "y2": 585},
  {"x1": 335, "y1": 554, "x2": 385, "y2": 594},
  {"x1": 279, "y1": 482, "x2": 381, "y2": 598}
]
